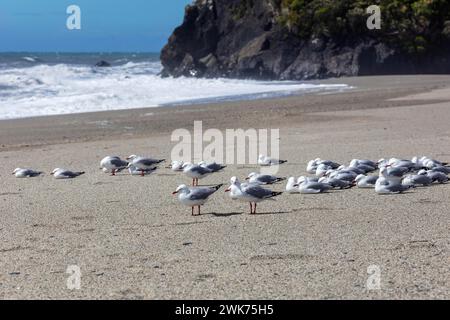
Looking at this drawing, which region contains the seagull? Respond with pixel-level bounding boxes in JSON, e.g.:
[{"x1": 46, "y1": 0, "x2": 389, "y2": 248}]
[
  {"x1": 258, "y1": 154, "x2": 287, "y2": 166},
  {"x1": 379, "y1": 166, "x2": 407, "y2": 183},
  {"x1": 315, "y1": 163, "x2": 334, "y2": 177},
  {"x1": 182, "y1": 163, "x2": 213, "y2": 186},
  {"x1": 51, "y1": 168, "x2": 85, "y2": 179},
  {"x1": 419, "y1": 170, "x2": 449, "y2": 184},
  {"x1": 318, "y1": 177, "x2": 353, "y2": 189},
  {"x1": 326, "y1": 170, "x2": 357, "y2": 182},
  {"x1": 128, "y1": 165, "x2": 157, "y2": 176},
  {"x1": 126, "y1": 155, "x2": 165, "y2": 176},
  {"x1": 430, "y1": 166, "x2": 450, "y2": 174},
  {"x1": 402, "y1": 174, "x2": 432, "y2": 187},
  {"x1": 286, "y1": 177, "x2": 300, "y2": 193},
  {"x1": 307, "y1": 159, "x2": 340, "y2": 174},
  {"x1": 167, "y1": 160, "x2": 184, "y2": 172},
  {"x1": 246, "y1": 172, "x2": 285, "y2": 185},
  {"x1": 375, "y1": 177, "x2": 413, "y2": 194},
  {"x1": 297, "y1": 176, "x2": 332, "y2": 194},
  {"x1": 225, "y1": 177, "x2": 282, "y2": 214},
  {"x1": 349, "y1": 159, "x2": 376, "y2": 173},
  {"x1": 198, "y1": 161, "x2": 227, "y2": 172},
  {"x1": 354, "y1": 174, "x2": 378, "y2": 188},
  {"x1": 172, "y1": 184, "x2": 223, "y2": 216},
  {"x1": 12, "y1": 168, "x2": 43, "y2": 178},
  {"x1": 100, "y1": 156, "x2": 128, "y2": 176}
]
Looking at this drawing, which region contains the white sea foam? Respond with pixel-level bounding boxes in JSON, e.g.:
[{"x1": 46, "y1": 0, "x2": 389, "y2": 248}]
[{"x1": 0, "y1": 61, "x2": 350, "y2": 120}]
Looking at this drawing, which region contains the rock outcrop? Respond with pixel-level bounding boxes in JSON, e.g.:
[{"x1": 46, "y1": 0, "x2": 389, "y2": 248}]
[{"x1": 160, "y1": 0, "x2": 450, "y2": 80}]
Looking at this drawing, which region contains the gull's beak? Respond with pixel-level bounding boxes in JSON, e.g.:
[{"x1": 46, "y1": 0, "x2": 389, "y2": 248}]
[
  {"x1": 245, "y1": 177, "x2": 249, "y2": 180},
  {"x1": 224, "y1": 188, "x2": 231, "y2": 192},
  {"x1": 11, "y1": 172, "x2": 15, "y2": 175},
  {"x1": 172, "y1": 191, "x2": 178, "y2": 195}
]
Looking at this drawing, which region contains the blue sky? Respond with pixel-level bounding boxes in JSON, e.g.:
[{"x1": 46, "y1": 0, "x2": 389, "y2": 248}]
[{"x1": 0, "y1": 0, "x2": 192, "y2": 52}]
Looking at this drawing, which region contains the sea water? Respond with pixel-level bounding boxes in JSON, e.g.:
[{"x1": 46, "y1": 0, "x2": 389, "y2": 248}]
[{"x1": 0, "y1": 53, "x2": 350, "y2": 120}]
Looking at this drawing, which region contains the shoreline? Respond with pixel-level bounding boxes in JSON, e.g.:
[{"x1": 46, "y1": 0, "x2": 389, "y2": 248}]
[{"x1": 2, "y1": 75, "x2": 450, "y2": 151}]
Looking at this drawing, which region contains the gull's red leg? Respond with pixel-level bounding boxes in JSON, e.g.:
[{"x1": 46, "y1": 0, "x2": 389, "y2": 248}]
[
  {"x1": 191, "y1": 207, "x2": 194, "y2": 216},
  {"x1": 111, "y1": 169, "x2": 116, "y2": 176}
]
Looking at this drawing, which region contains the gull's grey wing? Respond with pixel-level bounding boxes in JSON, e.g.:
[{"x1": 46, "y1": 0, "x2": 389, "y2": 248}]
[
  {"x1": 191, "y1": 165, "x2": 212, "y2": 175},
  {"x1": 189, "y1": 187, "x2": 218, "y2": 201},
  {"x1": 388, "y1": 167, "x2": 408, "y2": 177},
  {"x1": 366, "y1": 176, "x2": 379, "y2": 184},
  {"x1": 242, "y1": 184, "x2": 274, "y2": 199},
  {"x1": 60, "y1": 170, "x2": 84, "y2": 178},
  {"x1": 206, "y1": 163, "x2": 226, "y2": 172},
  {"x1": 386, "y1": 184, "x2": 411, "y2": 193},
  {"x1": 305, "y1": 182, "x2": 331, "y2": 192},
  {"x1": 110, "y1": 158, "x2": 128, "y2": 168},
  {"x1": 257, "y1": 175, "x2": 278, "y2": 184}
]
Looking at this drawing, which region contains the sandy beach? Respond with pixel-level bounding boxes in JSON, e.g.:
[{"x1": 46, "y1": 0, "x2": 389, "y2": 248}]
[{"x1": 0, "y1": 75, "x2": 449, "y2": 299}]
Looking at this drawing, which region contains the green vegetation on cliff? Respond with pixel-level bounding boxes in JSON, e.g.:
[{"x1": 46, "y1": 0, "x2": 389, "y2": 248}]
[
  {"x1": 277, "y1": 0, "x2": 450, "y2": 53},
  {"x1": 230, "y1": 0, "x2": 450, "y2": 53}
]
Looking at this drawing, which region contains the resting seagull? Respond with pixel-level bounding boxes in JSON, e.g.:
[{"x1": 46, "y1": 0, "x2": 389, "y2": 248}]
[
  {"x1": 375, "y1": 177, "x2": 413, "y2": 194},
  {"x1": 258, "y1": 154, "x2": 287, "y2": 166},
  {"x1": 354, "y1": 175, "x2": 378, "y2": 188},
  {"x1": 12, "y1": 168, "x2": 43, "y2": 178},
  {"x1": 126, "y1": 155, "x2": 165, "y2": 177},
  {"x1": 297, "y1": 176, "x2": 332, "y2": 194},
  {"x1": 246, "y1": 172, "x2": 285, "y2": 185},
  {"x1": 100, "y1": 156, "x2": 128, "y2": 176},
  {"x1": 51, "y1": 168, "x2": 85, "y2": 179},
  {"x1": 172, "y1": 184, "x2": 223, "y2": 216},
  {"x1": 198, "y1": 161, "x2": 226, "y2": 172},
  {"x1": 225, "y1": 177, "x2": 282, "y2": 214}
]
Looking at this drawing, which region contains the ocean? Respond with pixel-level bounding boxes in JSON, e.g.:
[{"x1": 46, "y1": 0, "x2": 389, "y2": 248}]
[{"x1": 0, "y1": 53, "x2": 350, "y2": 120}]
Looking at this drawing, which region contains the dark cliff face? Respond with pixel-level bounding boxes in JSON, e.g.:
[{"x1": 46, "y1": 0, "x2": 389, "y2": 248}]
[{"x1": 160, "y1": 0, "x2": 450, "y2": 80}]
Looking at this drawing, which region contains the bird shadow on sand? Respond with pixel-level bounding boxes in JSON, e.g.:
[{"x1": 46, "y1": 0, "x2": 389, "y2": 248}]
[
  {"x1": 208, "y1": 212, "x2": 243, "y2": 218},
  {"x1": 251, "y1": 211, "x2": 291, "y2": 216}
]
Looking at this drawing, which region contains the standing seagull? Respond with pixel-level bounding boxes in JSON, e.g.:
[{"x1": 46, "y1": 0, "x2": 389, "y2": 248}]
[
  {"x1": 126, "y1": 155, "x2": 165, "y2": 177},
  {"x1": 172, "y1": 184, "x2": 223, "y2": 216},
  {"x1": 100, "y1": 156, "x2": 128, "y2": 176},
  {"x1": 258, "y1": 154, "x2": 288, "y2": 166},
  {"x1": 12, "y1": 168, "x2": 43, "y2": 178},
  {"x1": 225, "y1": 176, "x2": 282, "y2": 214},
  {"x1": 182, "y1": 163, "x2": 213, "y2": 186},
  {"x1": 51, "y1": 168, "x2": 85, "y2": 179}
]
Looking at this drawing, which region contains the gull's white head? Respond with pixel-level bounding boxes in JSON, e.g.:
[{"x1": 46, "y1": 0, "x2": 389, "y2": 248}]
[
  {"x1": 297, "y1": 176, "x2": 307, "y2": 184},
  {"x1": 318, "y1": 177, "x2": 327, "y2": 183},
  {"x1": 355, "y1": 174, "x2": 366, "y2": 182},
  {"x1": 418, "y1": 169, "x2": 427, "y2": 175},
  {"x1": 12, "y1": 168, "x2": 22, "y2": 174},
  {"x1": 246, "y1": 172, "x2": 258, "y2": 180},
  {"x1": 126, "y1": 154, "x2": 138, "y2": 160},
  {"x1": 51, "y1": 168, "x2": 62, "y2": 175},
  {"x1": 172, "y1": 184, "x2": 189, "y2": 195},
  {"x1": 230, "y1": 176, "x2": 240, "y2": 185},
  {"x1": 349, "y1": 159, "x2": 359, "y2": 167}
]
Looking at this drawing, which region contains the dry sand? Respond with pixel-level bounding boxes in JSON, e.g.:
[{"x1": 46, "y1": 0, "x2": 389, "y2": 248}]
[{"x1": 0, "y1": 75, "x2": 449, "y2": 299}]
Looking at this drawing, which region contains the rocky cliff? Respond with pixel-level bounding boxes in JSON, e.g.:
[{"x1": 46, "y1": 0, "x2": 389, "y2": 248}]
[{"x1": 160, "y1": 0, "x2": 450, "y2": 80}]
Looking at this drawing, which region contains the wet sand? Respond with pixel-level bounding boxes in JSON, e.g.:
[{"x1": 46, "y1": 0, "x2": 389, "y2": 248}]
[{"x1": 0, "y1": 75, "x2": 449, "y2": 299}]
